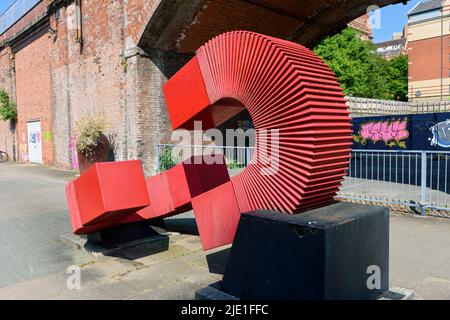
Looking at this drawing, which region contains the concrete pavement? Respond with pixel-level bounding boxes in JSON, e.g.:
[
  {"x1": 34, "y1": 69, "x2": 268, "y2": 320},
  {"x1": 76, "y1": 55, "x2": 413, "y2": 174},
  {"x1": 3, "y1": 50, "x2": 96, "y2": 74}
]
[{"x1": 0, "y1": 162, "x2": 449, "y2": 299}]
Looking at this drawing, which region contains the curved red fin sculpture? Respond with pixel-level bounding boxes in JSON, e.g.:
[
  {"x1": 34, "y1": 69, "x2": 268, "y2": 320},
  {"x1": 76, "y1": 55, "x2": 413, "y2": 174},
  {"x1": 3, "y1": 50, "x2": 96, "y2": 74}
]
[
  {"x1": 163, "y1": 31, "x2": 352, "y2": 216},
  {"x1": 67, "y1": 31, "x2": 351, "y2": 251}
]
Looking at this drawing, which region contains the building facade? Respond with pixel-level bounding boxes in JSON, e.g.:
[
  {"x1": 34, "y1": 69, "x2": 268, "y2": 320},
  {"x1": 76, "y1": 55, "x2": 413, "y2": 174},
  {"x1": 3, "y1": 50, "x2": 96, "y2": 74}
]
[
  {"x1": 375, "y1": 28, "x2": 408, "y2": 59},
  {"x1": 408, "y1": 0, "x2": 450, "y2": 102},
  {"x1": 348, "y1": 14, "x2": 373, "y2": 41}
]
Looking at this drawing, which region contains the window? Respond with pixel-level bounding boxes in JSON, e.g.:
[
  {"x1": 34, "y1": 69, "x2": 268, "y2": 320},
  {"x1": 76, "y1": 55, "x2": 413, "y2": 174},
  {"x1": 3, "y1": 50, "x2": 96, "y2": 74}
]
[{"x1": 410, "y1": 9, "x2": 440, "y2": 23}]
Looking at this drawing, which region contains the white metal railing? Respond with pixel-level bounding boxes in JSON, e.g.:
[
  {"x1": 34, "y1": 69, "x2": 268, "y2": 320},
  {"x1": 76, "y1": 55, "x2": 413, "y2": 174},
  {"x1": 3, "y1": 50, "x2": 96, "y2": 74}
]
[
  {"x1": 156, "y1": 144, "x2": 450, "y2": 216},
  {"x1": 0, "y1": 0, "x2": 40, "y2": 35},
  {"x1": 338, "y1": 150, "x2": 450, "y2": 216},
  {"x1": 156, "y1": 144, "x2": 254, "y2": 172}
]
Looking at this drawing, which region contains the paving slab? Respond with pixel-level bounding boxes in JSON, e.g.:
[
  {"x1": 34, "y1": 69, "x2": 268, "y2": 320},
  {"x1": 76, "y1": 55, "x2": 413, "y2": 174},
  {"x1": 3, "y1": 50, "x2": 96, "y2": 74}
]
[{"x1": 0, "y1": 163, "x2": 449, "y2": 299}]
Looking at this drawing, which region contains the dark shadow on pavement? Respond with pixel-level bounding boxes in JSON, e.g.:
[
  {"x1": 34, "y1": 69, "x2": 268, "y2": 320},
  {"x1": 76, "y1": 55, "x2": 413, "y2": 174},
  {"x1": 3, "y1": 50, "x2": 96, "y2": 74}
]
[
  {"x1": 106, "y1": 236, "x2": 170, "y2": 260},
  {"x1": 164, "y1": 218, "x2": 199, "y2": 236},
  {"x1": 84, "y1": 221, "x2": 170, "y2": 260}
]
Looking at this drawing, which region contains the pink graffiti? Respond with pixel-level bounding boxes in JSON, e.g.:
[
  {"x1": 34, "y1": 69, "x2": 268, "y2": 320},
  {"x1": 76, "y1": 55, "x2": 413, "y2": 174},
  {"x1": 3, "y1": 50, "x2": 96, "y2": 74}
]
[
  {"x1": 69, "y1": 136, "x2": 79, "y2": 170},
  {"x1": 360, "y1": 119, "x2": 409, "y2": 143}
]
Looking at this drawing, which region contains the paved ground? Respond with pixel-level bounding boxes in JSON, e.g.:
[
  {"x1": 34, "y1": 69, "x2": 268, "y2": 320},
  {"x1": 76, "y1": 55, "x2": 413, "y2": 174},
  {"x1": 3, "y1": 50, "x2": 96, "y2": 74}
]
[
  {"x1": 339, "y1": 177, "x2": 450, "y2": 218},
  {"x1": 0, "y1": 162, "x2": 449, "y2": 299}
]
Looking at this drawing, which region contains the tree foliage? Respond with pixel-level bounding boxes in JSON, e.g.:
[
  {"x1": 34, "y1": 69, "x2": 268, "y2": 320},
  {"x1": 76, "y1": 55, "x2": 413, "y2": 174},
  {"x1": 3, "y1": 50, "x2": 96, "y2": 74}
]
[
  {"x1": 314, "y1": 28, "x2": 408, "y2": 101},
  {"x1": 0, "y1": 89, "x2": 17, "y2": 122}
]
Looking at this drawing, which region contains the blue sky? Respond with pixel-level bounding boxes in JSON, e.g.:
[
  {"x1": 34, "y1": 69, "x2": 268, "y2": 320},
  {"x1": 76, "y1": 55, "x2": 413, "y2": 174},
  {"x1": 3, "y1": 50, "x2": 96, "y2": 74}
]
[
  {"x1": 0, "y1": 0, "x2": 423, "y2": 44},
  {"x1": 373, "y1": 0, "x2": 422, "y2": 43},
  {"x1": 0, "y1": 1, "x2": 15, "y2": 15}
]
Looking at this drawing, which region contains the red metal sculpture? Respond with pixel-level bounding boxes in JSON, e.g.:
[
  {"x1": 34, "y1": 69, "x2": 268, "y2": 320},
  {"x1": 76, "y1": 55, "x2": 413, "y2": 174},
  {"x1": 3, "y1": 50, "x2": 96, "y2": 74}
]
[{"x1": 66, "y1": 31, "x2": 351, "y2": 251}]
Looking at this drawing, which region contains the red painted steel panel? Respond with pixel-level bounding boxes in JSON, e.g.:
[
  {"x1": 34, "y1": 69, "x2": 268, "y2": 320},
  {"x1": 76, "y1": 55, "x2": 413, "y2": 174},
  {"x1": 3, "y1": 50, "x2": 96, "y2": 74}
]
[
  {"x1": 181, "y1": 155, "x2": 230, "y2": 197},
  {"x1": 73, "y1": 160, "x2": 150, "y2": 226},
  {"x1": 163, "y1": 57, "x2": 212, "y2": 130},
  {"x1": 66, "y1": 179, "x2": 83, "y2": 234},
  {"x1": 124, "y1": 155, "x2": 231, "y2": 225},
  {"x1": 146, "y1": 173, "x2": 177, "y2": 218},
  {"x1": 165, "y1": 162, "x2": 195, "y2": 211},
  {"x1": 191, "y1": 181, "x2": 242, "y2": 251},
  {"x1": 66, "y1": 179, "x2": 129, "y2": 235}
]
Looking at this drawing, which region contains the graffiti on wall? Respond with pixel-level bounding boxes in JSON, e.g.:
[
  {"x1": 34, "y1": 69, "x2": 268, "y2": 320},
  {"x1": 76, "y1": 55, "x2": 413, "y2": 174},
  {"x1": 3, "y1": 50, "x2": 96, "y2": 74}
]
[
  {"x1": 353, "y1": 118, "x2": 409, "y2": 148},
  {"x1": 43, "y1": 131, "x2": 53, "y2": 142},
  {"x1": 430, "y1": 120, "x2": 450, "y2": 148},
  {"x1": 69, "y1": 135, "x2": 79, "y2": 170}
]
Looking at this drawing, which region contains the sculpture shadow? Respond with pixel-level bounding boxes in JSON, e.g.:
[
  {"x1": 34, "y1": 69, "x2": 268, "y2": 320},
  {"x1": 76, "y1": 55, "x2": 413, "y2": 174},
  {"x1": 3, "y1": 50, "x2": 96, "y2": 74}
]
[
  {"x1": 105, "y1": 235, "x2": 170, "y2": 260},
  {"x1": 164, "y1": 217, "x2": 199, "y2": 236},
  {"x1": 85, "y1": 221, "x2": 170, "y2": 260}
]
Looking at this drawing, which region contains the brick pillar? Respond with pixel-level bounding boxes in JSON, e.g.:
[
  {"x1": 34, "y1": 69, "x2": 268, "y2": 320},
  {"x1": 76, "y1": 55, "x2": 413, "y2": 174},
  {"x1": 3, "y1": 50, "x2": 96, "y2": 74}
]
[
  {"x1": 123, "y1": 47, "x2": 192, "y2": 175},
  {"x1": 0, "y1": 47, "x2": 17, "y2": 161}
]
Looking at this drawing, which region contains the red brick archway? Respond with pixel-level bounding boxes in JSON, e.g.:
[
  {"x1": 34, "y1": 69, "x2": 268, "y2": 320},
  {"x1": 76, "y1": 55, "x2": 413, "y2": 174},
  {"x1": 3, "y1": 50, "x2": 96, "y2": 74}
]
[{"x1": 134, "y1": 0, "x2": 406, "y2": 53}]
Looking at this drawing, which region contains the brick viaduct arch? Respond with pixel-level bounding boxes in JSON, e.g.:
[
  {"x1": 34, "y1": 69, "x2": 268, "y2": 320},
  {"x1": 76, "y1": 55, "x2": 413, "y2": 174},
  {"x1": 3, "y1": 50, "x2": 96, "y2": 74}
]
[{"x1": 133, "y1": 0, "x2": 405, "y2": 53}]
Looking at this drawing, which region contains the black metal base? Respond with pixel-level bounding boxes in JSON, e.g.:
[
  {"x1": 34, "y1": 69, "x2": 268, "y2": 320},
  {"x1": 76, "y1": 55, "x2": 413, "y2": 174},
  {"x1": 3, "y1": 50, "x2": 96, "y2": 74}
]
[
  {"x1": 202, "y1": 202, "x2": 390, "y2": 300},
  {"x1": 196, "y1": 282, "x2": 412, "y2": 301},
  {"x1": 87, "y1": 219, "x2": 166, "y2": 248}
]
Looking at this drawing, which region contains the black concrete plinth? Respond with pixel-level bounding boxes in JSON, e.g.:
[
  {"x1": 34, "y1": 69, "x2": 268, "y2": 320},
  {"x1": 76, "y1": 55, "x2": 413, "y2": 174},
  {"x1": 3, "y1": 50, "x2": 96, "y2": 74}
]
[
  {"x1": 87, "y1": 219, "x2": 166, "y2": 248},
  {"x1": 220, "y1": 202, "x2": 389, "y2": 300}
]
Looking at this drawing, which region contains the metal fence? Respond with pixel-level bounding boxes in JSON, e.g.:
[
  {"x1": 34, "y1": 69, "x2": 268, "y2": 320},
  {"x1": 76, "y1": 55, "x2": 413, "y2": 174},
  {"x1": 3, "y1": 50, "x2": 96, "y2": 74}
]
[
  {"x1": 337, "y1": 150, "x2": 450, "y2": 217},
  {"x1": 0, "y1": 0, "x2": 40, "y2": 35},
  {"x1": 156, "y1": 144, "x2": 450, "y2": 217},
  {"x1": 156, "y1": 144, "x2": 254, "y2": 172},
  {"x1": 347, "y1": 96, "x2": 450, "y2": 116}
]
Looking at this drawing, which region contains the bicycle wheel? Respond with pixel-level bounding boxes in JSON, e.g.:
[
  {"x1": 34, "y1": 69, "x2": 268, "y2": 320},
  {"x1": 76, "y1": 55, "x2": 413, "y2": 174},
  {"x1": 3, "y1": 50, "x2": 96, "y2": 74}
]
[{"x1": 0, "y1": 151, "x2": 9, "y2": 162}]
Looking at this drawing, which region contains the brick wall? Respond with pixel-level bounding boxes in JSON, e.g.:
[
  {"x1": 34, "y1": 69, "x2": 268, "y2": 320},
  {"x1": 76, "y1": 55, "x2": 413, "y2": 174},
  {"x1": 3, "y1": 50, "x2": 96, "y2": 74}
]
[
  {"x1": 409, "y1": 36, "x2": 450, "y2": 82},
  {"x1": 15, "y1": 32, "x2": 53, "y2": 164},
  {"x1": 124, "y1": 48, "x2": 192, "y2": 175},
  {"x1": 348, "y1": 14, "x2": 372, "y2": 40},
  {"x1": 49, "y1": 1, "x2": 129, "y2": 169},
  {"x1": 0, "y1": 47, "x2": 16, "y2": 160},
  {"x1": 39, "y1": 0, "x2": 190, "y2": 172}
]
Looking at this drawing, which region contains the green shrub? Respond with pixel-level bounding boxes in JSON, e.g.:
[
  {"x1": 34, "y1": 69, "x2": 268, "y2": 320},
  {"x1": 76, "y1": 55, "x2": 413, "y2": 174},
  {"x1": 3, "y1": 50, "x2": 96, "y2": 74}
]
[
  {"x1": 227, "y1": 159, "x2": 244, "y2": 169},
  {"x1": 0, "y1": 89, "x2": 17, "y2": 122},
  {"x1": 74, "y1": 113, "x2": 109, "y2": 157},
  {"x1": 158, "y1": 147, "x2": 178, "y2": 171}
]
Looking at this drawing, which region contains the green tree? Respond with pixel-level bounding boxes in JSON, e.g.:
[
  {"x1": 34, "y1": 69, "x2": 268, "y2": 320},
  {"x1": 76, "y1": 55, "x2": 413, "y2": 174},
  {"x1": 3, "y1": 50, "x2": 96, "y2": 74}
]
[
  {"x1": 386, "y1": 55, "x2": 408, "y2": 101},
  {"x1": 0, "y1": 89, "x2": 17, "y2": 122},
  {"x1": 314, "y1": 28, "x2": 408, "y2": 101}
]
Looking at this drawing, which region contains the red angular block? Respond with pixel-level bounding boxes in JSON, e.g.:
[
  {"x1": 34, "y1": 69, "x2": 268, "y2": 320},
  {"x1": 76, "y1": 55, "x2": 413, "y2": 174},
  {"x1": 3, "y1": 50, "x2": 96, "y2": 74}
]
[
  {"x1": 166, "y1": 155, "x2": 230, "y2": 208},
  {"x1": 74, "y1": 161, "x2": 150, "y2": 226},
  {"x1": 165, "y1": 163, "x2": 195, "y2": 212},
  {"x1": 191, "y1": 182, "x2": 242, "y2": 251},
  {"x1": 144, "y1": 155, "x2": 231, "y2": 220},
  {"x1": 163, "y1": 57, "x2": 212, "y2": 130},
  {"x1": 145, "y1": 173, "x2": 177, "y2": 218},
  {"x1": 121, "y1": 205, "x2": 157, "y2": 224},
  {"x1": 66, "y1": 179, "x2": 128, "y2": 235}
]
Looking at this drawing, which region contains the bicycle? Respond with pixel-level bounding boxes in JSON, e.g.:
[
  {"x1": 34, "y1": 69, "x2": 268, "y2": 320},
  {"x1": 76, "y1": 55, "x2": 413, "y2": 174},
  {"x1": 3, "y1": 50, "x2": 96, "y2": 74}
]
[{"x1": 0, "y1": 151, "x2": 9, "y2": 162}]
